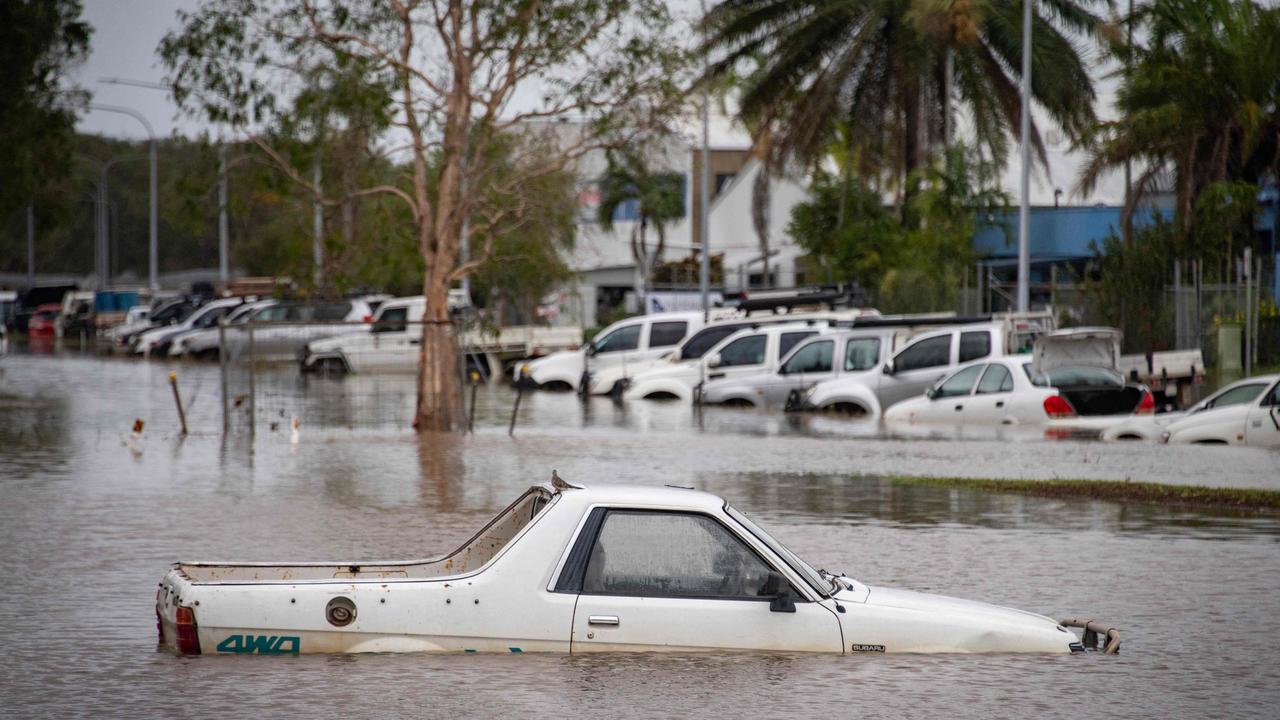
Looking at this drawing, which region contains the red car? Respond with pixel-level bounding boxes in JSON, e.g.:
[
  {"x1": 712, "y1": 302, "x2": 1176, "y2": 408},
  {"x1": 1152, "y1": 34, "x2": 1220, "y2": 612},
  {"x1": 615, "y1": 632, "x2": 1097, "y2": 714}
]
[{"x1": 27, "y1": 303, "x2": 62, "y2": 337}]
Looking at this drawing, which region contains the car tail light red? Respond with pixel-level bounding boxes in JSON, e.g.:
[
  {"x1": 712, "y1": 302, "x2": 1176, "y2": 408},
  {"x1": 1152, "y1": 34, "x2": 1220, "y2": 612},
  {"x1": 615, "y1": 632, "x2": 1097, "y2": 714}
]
[
  {"x1": 363, "y1": 314, "x2": 372, "y2": 322},
  {"x1": 175, "y1": 606, "x2": 202, "y2": 655},
  {"x1": 1043, "y1": 395, "x2": 1076, "y2": 418},
  {"x1": 1136, "y1": 390, "x2": 1155, "y2": 415}
]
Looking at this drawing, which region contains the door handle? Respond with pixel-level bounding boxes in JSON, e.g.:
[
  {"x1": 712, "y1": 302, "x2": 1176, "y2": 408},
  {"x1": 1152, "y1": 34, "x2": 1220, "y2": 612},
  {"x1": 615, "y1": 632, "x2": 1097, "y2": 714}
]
[
  {"x1": 410, "y1": 339, "x2": 421, "y2": 345},
  {"x1": 995, "y1": 401, "x2": 1004, "y2": 408},
  {"x1": 588, "y1": 615, "x2": 619, "y2": 626},
  {"x1": 709, "y1": 373, "x2": 725, "y2": 380},
  {"x1": 953, "y1": 404, "x2": 963, "y2": 411}
]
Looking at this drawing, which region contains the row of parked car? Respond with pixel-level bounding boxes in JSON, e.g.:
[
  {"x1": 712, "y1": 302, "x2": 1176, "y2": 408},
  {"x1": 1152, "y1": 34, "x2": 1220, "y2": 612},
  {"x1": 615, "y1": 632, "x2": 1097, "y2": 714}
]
[{"x1": 515, "y1": 303, "x2": 1279, "y2": 447}]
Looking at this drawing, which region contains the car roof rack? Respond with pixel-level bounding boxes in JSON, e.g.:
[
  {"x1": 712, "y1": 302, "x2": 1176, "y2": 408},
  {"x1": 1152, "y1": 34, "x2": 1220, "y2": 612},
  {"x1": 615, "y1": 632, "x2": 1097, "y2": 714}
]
[
  {"x1": 727, "y1": 285, "x2": 862, "y2": 313},
  {"x1": 836, "y1": 314, "x2": 994, "y2": 329}
]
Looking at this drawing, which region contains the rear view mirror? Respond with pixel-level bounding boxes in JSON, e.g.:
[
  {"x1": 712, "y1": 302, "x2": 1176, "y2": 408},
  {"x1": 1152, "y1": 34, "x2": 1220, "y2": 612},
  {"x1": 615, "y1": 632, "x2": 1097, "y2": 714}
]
[{"x1": 706, "y1": 352, "x2": 722, "y2": 369}]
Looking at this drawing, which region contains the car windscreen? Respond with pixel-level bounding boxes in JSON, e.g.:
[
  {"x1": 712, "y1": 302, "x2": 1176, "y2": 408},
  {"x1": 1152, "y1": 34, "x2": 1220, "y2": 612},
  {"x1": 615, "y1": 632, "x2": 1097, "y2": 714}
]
[
  {"x1": 725, "y1": 505, "x2": 830, "y2": 597},
  {"x1": 313, "y1": 302, "x2": 353, "y2": 321}
]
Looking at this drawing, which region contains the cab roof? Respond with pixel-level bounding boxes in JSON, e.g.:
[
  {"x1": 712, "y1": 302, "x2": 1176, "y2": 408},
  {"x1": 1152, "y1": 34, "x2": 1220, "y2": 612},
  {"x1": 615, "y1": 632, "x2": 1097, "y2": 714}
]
[{"x1": 538, "y1": 476, "x2": 727, "y2": 513}]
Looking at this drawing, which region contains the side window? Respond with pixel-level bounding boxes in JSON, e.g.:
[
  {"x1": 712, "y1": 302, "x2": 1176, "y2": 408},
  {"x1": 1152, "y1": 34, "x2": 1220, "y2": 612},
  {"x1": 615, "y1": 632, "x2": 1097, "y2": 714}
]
[
  {"x1": 1265, "y1": 382, "x2": 1280, "y2": 407},
  {"x1": 976, "y1": 364, "x2": 1013, "y2": 394},
  {"x1": 679, "y1": 325, "x2": 745, "y2": 360},
  {"x1": 648, "y1": 321, "x2": 688, "y2": 348},
  {"x1": 313, "y1": 302, "x2": 353, "y2": 321},
  {"x1": 582, "y1": 511, "x2": 777, "y2": 600},
  {"x1": 844, "y1": 338, "x2": 881, "y2": 371},
  {"x1": 780, "y1": 340, "x2": 834, "y2": 375},
  {"x1": 253, "y1": 306, "x2": 287, "y2": 322},
  {"x1": 959, "y1": 331, "x2": 991, "y2": 363},
  {"x1": 934, "y1": 364, "x2": 985, "y2": 398},
  {"x1": 895, "y1": 335, "x2": 951, "y2": 372},
  {"x1": 1203, "y1": 384, "x2": 1266, "y2": 410},
  {"x1": 594, "y1": 324, "x2": 642, "y2": 353},
  {"x1": 778, "y1": 331, "x2": 816, "y2": 359},
  {"x1": 717, "y1": 335, "x2": 767, "y2": 367},
  {"x1": 373, "y1": 307, "x2": 408, "y2": 333}
]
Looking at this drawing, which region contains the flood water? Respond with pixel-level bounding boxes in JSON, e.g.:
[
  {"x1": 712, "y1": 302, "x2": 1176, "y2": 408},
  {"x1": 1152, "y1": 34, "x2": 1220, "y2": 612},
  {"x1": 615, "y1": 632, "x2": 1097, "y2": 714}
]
[{"x1": 2, "y1": 350, "x2": 1279, "y2": 718}]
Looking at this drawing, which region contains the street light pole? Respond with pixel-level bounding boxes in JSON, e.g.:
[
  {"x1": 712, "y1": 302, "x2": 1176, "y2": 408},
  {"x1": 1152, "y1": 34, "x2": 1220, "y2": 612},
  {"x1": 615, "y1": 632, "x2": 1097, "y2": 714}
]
[
  {"x1": 89, "y1": 103, "x2": 159, "y2": 291},
  {"x1": 219, "y1": 145, "x2": 230, "y2": 284},
  {"x1": 1016, "y1": 0, "x2": 1032, "y2": 312},
  {"x1": 698, "y1": 0, "x2": 711, "y2": 320},
  {"x1": 27, "y1": 205, "x2": 35, "y2": 288}
]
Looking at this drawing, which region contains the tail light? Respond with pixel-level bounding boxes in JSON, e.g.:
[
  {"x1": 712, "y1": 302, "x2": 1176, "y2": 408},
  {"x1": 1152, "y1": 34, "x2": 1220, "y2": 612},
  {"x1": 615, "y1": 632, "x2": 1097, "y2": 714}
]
[
  {"x1": 1043, "y1": 395, "x2": 1076, "y2": 418},
  {"x1": 175, "y1": 606, "x2": 202, "y2": 655},
  {"x1": 1136, "y1": 390, "x2": 1155, "y2": 415},
  {"x1": 363, "y1": 314, "x2": 373, "y2": 323}
]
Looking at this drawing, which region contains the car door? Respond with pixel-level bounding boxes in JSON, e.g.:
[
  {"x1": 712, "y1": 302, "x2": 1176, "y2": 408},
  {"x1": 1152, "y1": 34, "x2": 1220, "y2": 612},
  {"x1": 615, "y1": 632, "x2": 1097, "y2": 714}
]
[
  {"x1": 963, "y1": 362, "x2": 1017, "y2": 423},
  {"x1": 566, "y1": 509, "x2": 843, "y2": 652},
  {"x1": 1244, "y1": 381, "x2": 1280, "y2": 447},
  {"x1": 705, "y1": 333, "x2": 769, "y2": 384},
  {"x1": 878, "y1": 332, "x2": 955, "y2": 408},
  {"x1": 764, "y1": 338, "x2": 838, "y2": 405},
  {"x1": 918, "y1": 364, "x2": 985, "y2": 422},
  {"x1": 587, "y1": 321, "x2": 645, "y2": 374}
]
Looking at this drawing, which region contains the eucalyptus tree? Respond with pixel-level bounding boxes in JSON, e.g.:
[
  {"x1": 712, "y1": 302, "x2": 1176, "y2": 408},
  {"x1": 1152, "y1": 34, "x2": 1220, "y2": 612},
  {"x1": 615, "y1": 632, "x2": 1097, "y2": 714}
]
[
  {"x1": 160, "y1": 0, "x2": 690, "y2": 432},
  {"x1": 704, "y1": 0, "x2": 1104, "y2": 214}
]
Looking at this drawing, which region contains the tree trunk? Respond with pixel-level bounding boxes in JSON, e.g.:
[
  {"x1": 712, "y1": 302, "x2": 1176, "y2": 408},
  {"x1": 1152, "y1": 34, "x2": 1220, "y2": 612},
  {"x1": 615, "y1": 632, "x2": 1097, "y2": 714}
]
[{"x1": 415, "y1": 263, "x2": 462, "y2": 431}]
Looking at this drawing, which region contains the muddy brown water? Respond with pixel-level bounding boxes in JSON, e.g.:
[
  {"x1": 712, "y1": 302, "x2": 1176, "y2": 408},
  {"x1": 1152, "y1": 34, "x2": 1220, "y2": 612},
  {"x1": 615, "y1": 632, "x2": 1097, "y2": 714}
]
[{"x1": 2, "y1": 351, "x2": 1279, "y2": 718}]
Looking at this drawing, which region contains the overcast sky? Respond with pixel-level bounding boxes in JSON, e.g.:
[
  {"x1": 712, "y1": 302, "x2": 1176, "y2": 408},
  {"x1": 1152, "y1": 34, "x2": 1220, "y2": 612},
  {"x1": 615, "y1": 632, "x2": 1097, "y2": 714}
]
[{"x1": 72, "y1": 0, "x2": 1124, "y2": 204}]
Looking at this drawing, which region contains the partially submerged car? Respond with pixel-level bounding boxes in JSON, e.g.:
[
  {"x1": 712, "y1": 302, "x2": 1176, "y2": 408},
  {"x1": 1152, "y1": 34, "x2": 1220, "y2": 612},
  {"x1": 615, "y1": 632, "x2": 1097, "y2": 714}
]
[
  {"x1": 885, "y1": 329, "x2": 1154, "y2": 431},
  {"x1": 157, "y1": 476, "x2": 1117, "y2": 656},
  {"x1": 1101, "y1": 375, "x2": 1272, "y2": 442},
  {"x1": 621, "y1": 322, "x2": 827, "y2": 403},
  {"x1": 517, "y1": 311, "x2": 706, "y2": 393},
  {"x1": 1162, "y1": 374, "x2": 1280, "y2": 446}
]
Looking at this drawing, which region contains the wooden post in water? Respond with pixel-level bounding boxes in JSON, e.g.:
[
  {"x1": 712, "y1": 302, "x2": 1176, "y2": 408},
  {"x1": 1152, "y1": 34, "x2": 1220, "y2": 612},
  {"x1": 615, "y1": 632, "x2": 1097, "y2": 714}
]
[
  {"x1": 508, "y1": 386, "x2": 523, "y2": 437},
  {"x1": 168, "y1": 372, "x2": 189, "y2": 436}
]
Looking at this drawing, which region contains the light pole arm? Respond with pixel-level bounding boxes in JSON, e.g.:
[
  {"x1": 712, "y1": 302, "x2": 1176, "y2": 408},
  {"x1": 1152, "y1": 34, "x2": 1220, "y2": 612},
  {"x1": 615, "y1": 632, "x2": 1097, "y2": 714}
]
[{"x1": 89, "y1": 103, "x2": 159, "y2": 290}]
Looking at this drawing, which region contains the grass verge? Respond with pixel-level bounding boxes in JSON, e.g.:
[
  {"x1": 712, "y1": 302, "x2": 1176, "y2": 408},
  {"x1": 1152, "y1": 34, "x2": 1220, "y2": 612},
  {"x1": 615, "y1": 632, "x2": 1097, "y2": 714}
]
[{"x1": 886, "y1": 475, "x2": 1280, "y2": 512}]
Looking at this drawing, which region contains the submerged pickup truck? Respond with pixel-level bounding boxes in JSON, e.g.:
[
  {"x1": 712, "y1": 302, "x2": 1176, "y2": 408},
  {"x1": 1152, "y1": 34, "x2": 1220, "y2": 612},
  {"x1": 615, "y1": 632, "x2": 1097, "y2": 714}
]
[{"x1": 156, "y1": 475, "x2": 1118, "y2": 655}]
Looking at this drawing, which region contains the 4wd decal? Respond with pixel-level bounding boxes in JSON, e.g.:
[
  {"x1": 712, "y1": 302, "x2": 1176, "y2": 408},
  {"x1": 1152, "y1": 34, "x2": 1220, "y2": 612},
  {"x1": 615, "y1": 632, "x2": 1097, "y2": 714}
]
[
  {"x1": 216, "y1": 634, "x2": 301, "y2": 655},
  {"x1": 851, "y1": 643, "x2": 886, "y2": 653}
]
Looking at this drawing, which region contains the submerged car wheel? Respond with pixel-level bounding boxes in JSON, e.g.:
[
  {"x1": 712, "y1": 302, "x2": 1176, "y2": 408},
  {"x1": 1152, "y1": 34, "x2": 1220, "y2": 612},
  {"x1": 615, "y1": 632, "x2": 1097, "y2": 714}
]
[
  {"x1": 316, "y1": 357, "x2": 349, "y2": 377},
  {"x1": 721, "y1": 398, "x2": 755, "y2": 408},
  {"x1": 827, "y1": 402, "x2": 868, "y2": 417},
  {"x1": 644, "y1": 391, "x2": 679, "y2": 401}
]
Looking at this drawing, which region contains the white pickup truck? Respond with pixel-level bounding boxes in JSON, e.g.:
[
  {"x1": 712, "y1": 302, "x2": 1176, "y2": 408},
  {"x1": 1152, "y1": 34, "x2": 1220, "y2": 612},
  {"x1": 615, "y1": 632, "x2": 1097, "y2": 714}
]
[
  {"x1": 156, "y1": 475, "x2": 1117, "y2": 655},
  {"x1": 301, "y1": 296, "x2": 582, "y2": 375}
]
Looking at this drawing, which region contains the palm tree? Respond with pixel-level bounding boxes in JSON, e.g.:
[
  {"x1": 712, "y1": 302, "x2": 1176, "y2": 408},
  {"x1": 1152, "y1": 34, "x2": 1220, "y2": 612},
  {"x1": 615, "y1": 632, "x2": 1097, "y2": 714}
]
[
  {"x1": 1078, "y1": 0, "x2": 1280, "y2": 240},
  {"x1": 596, "y1": 149, "x2": 687, "y2": 307},
  {"x1": 704, "y1": 0, "x2": 1104, "y2": 213}
]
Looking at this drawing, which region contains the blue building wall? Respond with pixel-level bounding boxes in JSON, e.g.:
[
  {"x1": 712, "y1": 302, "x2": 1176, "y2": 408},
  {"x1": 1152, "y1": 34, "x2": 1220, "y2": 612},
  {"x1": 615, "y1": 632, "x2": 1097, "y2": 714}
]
[{"x1": 971, "y1": 206, "x2": 1160, "y2": 263}]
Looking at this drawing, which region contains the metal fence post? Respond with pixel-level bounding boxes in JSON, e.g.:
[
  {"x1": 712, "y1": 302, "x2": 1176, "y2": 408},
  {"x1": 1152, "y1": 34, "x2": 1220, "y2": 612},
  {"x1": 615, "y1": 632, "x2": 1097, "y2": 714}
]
[
  {"x1": 247, "y1": 322, "x2": 257, "y2": 439},
  {"x1": 219, "y1": 322, "x2": 229, "y2": 434}
]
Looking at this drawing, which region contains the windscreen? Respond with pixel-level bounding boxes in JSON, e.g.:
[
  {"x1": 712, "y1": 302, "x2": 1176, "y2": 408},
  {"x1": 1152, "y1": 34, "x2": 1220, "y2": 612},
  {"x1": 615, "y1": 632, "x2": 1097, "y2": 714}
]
[{"x1": 725, "y1": 505, "x2": 830, "y2": 597}]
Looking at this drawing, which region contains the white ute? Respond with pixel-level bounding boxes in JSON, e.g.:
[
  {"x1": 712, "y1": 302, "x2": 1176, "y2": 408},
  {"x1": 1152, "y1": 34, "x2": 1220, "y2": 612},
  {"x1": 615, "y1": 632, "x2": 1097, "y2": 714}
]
[{"x1": 156, "y1": 476, "x2": 1117, "y2": 656}]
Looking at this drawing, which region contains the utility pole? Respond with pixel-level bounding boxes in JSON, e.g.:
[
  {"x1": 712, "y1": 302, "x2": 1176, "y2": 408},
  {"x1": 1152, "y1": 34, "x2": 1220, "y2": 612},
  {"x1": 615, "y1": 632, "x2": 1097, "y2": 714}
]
[
  {"x1": 1016, "y1": 0, "x2": 1032, "y2": 312},
  {"x1": 312, "y1": 160, "x2": 324, "y2": 288},
  {"x1": 219, "y1": 144, "x2": 230, "y2": 284},
  {"x1": 698, "y1": 0, "x2": 711, "y2": 319},
  {"x1": 26, "y1": 205, "x2": 35, "y2": 287}
]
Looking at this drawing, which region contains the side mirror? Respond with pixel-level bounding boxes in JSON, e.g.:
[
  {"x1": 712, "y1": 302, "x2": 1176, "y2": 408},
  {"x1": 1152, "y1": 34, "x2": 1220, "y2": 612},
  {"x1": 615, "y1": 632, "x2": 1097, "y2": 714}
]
[
  {"x1": 760, "y1": 572, "x2": 797, "y2": 613},
  {"x1": 706, "y1": 352, "x2": 722, "y2": 369},
  {"x1": 882, "y1": 360, "x2": 895, "y2": 375},
  {"x1": 585, "y1": 343, "x2": 599, "y2": 357},
  {"x1": 925, "y1": 387, "x2": 937, "y2": 400}
]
